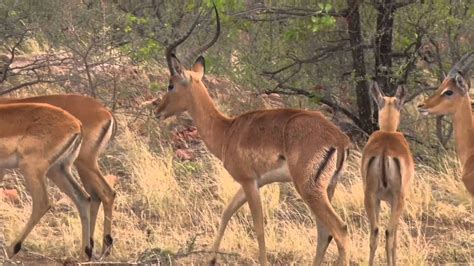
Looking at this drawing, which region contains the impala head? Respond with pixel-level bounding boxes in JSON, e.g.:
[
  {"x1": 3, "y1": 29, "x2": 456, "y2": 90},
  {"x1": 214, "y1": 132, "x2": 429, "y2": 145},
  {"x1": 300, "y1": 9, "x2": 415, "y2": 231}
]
[
  {"x1": 370, "y1": 82, "x2": 407, "y2": 132},
  {"x1": 418, "y1": 51, "x2": 474, "y2": 116},
  {"x1": 153, "y1": 55, "x2": 206, "y2": 119},
  {"x1": 152, "y1": 1, "x2": 220, "y2": 120}
]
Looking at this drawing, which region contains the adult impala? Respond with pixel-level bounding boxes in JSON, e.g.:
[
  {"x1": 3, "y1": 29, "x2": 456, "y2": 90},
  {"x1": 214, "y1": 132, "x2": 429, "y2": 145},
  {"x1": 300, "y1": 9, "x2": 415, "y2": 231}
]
[
  {"x1": 153, "y1": 7, "x2": 351, "y2": 265},
  {"x1": 0, "y1": 94, "x2": 116, "y2": 256},
  {"x1": 362, "y1": 83, "x2": 414, "y2": 266},
  {"x1": 418, "y1": 52, "x2": 474, "y2": 197},
  {"x1": 0, "y1": 103, "x2": 92, "y2": 260}
]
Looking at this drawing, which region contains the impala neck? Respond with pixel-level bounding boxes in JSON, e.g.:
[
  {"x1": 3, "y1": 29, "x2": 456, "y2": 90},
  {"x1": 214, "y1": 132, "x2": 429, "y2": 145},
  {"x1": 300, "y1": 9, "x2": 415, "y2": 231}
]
[
  {"x1": 452, "y1": 96, "x2": 474, "y2": 166},
  {"x1": 187, "y1": 81, "x2": 231, "y2": 160}
]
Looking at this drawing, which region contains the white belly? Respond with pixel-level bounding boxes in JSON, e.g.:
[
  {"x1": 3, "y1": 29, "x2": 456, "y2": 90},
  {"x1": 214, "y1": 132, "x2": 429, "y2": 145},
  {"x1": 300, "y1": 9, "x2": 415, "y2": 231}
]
[{"x1": 259, "y1": 162, "x2": 292, "y2": 183}]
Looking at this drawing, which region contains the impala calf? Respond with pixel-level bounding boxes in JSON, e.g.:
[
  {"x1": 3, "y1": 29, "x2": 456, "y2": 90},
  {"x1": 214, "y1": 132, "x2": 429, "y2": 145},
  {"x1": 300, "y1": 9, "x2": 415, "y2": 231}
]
[
  {"x1": 362, "y1": 83, "x2": 414, "y2": 266},
  {"x1": 0, "y1": 103, "x2": 92, "y2": 260},
  {"x1": 0, "y1": 95, "x2": 117, "y2": 256},
  {"x1": 418, "y1": 52, "x2": 474, "y2": 198}
]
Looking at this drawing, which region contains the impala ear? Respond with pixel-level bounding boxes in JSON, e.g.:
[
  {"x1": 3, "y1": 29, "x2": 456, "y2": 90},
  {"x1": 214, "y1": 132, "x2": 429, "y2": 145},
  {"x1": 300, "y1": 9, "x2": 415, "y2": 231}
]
[
  {"x1": 170, "y1": 54, "x2": 188, "y2": 82},
  {"x1": 454, "y1": 73, "x2": 469, "y2": 94},
  {"x1": 370, "y1": 81, "x2": 385, "y2": 108},
  {"x1": 192, "y1": 56, "x2": 205, "y2": 80},
  {"x1": 394, "y1": 85, "x2": 407, "y2": 109}
]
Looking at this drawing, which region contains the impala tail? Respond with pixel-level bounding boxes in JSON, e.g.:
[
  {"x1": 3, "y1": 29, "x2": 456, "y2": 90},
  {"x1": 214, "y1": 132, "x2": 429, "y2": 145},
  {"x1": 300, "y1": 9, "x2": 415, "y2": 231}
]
[
  {"x1": 366, "y1": 153, "x2": 402, "y2": 191},
  {"x1": 330, "y1": 146, "x2": 349, "y2": 190}
]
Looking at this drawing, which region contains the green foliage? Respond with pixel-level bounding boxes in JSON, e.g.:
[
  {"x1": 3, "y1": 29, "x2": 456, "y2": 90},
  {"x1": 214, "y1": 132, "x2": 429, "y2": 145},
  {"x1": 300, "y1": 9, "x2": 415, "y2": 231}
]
[
  {"x1": 149, "y1": 82, "x2": 163, "y2": 92},
  {"x1": 308, "y1": 93, "x2": 324, "y2": 105},
  {"x1": 310, "y1": 3, "x2": 336, "y2": 32},
  {"x1": 310, "y1": 15, "x2": 336, "y2": 33},
  {"x1": 135, "y1": 39, "x2": 163, "y2": 61}
]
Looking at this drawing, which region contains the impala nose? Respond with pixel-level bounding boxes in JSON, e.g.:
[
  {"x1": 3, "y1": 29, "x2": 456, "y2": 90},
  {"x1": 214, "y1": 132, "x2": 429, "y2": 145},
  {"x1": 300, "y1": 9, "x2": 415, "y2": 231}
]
[{"x1": 417, "y1": 104, "x2": 429, "y2": 115}]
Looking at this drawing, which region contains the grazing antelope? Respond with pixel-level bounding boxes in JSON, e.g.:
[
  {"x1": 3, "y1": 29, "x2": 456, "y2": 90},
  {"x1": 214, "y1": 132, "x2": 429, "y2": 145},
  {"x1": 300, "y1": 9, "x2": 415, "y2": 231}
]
[
  {"x1": 362, "y1": 82, "x2": 414, "y2": 266},
  {"x1": 0, "y1": 94, "x2": 117, "y2": 256},
  {"x1": 418, "y1": 52, "x2": 474, "y2": 198},
  {"x1": 153, "y1": 5, "x2": 351, "y2": 263},
  {"x1": 0, "y1": 103, "x2": 92, "y2": 260},
  {"x1": 155, "y1": 54, "x2": 352, "y2": 265}
]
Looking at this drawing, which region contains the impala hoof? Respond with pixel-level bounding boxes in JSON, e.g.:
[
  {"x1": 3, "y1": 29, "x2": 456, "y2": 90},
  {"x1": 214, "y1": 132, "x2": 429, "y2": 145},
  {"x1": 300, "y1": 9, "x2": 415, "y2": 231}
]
[
  {"x1": 85, "y1": 246, "x2": 93, "y2": 261},
  {"x1": 209, "y1": 258, "x2": 217, "y2": 265}
]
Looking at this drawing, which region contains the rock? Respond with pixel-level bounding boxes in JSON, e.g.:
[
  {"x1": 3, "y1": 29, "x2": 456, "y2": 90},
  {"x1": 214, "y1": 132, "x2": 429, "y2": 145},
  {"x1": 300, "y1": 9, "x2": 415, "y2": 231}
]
[
  {"x1": 1, "y1": 189, "x2": 19, "y2": 204},
  {"x1": 175, "y1": 149, "x2": 194, "y2": 161}
]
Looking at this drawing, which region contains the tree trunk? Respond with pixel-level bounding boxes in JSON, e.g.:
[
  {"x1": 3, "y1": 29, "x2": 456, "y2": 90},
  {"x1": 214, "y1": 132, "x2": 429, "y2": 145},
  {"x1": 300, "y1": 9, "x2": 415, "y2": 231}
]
[
  {"x1": 346, "y1": 0, "x2": 376, "y2": 134},
  {"x1": 374, "y1": 0, "x2": 395, "y2": 95}
]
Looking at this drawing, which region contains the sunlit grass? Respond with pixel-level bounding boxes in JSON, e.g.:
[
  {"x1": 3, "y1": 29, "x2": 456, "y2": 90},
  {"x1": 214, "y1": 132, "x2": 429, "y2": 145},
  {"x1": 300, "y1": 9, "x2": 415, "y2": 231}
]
[{"x1": 2, "y1": 116, "x2": 472, "y2": 264}]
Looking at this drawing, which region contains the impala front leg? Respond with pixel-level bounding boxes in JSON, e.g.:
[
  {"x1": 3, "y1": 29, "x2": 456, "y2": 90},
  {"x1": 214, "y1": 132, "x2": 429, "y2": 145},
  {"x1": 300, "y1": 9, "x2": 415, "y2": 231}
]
[
  {"x1": 210, "y1": 174, "x2": 291, "y2": 264},
  {"x1": 241, "y1": 179, "x2": 267, "y2": 266}
]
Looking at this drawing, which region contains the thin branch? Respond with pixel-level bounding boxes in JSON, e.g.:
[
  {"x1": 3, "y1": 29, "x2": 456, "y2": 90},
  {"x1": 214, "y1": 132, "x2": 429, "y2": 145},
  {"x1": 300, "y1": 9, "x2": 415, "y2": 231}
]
[
  {"x1": 262, "y1": 83, "x2": 362, "y2": 127},
  {"x1": 0, "y1": 29, "x2": 29, "y2": 83},
  {"x1": 230, "y1": 6, "x2": 349, "y2": 21},
  {"x1": 0, "y1": 78, "x2": 64, "y2": 95},
  {"x1": 262, "y1": 44, "x2": 346, "y2": 78}
]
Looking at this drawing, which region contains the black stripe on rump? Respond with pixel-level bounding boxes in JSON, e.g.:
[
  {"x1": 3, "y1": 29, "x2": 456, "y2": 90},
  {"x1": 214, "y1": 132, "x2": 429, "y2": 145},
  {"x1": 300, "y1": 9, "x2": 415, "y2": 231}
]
[
  {"x1": 381, "y1": 155, "x2": 387, "y2": 188},
  {"x1": 96, "y1": 118, "x2": 113, "y2": 147},
  {"x1": 49, "y1": 133, "x2": 81, "y2": 165},
  {"x1": 314, "y1": 147, "x2": 336, "y2": 182}
]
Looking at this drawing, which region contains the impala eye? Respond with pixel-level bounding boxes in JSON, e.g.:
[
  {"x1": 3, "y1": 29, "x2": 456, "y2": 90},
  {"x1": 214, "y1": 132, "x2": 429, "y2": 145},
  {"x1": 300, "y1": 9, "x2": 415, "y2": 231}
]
[
  {"x1": 442, "y1": 90, "x2": 454, "y2": 96},
  {"x1": 168, "y1": 84, "x2": 174, "y2": 91}
]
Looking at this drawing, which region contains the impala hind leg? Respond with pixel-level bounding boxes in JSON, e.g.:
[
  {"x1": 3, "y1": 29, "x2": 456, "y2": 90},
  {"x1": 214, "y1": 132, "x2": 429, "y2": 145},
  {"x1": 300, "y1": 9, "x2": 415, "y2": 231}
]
[
  {"x1": 7, "y1": 165, "x2": 51, "y2": 258},
  {"x1": 241, "y1": 179, "x2": 267, "y2": 266},
  {"x1": 313, "y1": 176, "x2": 340, "y2": 266},
  {"x1": 75, "y1": 159, "x2": 116, "y2": 256},
  {"x1": 48, "y1": 164, "x2": 92, "y2": 260},
  {"x1": 314, "y1": 217, "x2": 331, "y2": 266},
  {"x1": 386, "y1": 196, "x2": 404, "y2": 266},
  {"x1": 365, "y1": 192, "x2": 381, "y2": 266},
  {"x1": 305, "y1": 193, "x2": 349, "y2": 266}
]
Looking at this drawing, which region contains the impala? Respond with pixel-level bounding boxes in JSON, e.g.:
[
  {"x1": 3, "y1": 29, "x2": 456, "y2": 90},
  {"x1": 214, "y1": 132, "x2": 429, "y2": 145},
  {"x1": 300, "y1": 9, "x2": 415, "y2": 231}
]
[
  {"x1": 0, "y1": 103, "x2": 92, "y2": 260},
  {"x1": 153, "y1": 6, "x2": 352, "y2": 264},
  {"x1": 361, "y1": 82, "x2": 414, "y2": 266},
  {"x1": 418, "y1": 52, "x2": 474, "y2": 198},
  {"x1": 0, "y1": 94, "x2": 117, "y2": 256}
]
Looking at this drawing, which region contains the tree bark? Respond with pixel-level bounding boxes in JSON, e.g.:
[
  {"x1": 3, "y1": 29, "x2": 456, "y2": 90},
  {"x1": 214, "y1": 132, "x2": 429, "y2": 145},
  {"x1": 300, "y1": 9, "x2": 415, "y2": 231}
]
[
  {"x1": 374, "y1": 0, "x2": 396, "y2": 95},
  {"x1": 346, "y1": 0, "x2": 376, "y2": 134}
]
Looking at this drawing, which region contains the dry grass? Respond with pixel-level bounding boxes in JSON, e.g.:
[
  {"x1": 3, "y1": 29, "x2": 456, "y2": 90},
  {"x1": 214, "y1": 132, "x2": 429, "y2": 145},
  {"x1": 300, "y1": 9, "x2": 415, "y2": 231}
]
[{"x1": 1, "y1": 111, "x2": 472, "y2": 265}]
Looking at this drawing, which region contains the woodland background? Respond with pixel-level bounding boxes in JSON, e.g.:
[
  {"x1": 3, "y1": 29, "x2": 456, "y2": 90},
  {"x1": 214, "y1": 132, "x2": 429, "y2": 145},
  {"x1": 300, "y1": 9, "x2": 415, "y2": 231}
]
[{"x1": 0, "y1": 0, "x2": 472, "y2": 264}]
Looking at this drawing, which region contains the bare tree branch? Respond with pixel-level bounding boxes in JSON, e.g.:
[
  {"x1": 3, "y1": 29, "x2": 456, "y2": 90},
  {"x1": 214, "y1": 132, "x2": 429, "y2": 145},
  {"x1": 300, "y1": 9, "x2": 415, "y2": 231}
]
[{"x1": 230, "y1": 6, "x2": 349, "y2": 21}]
